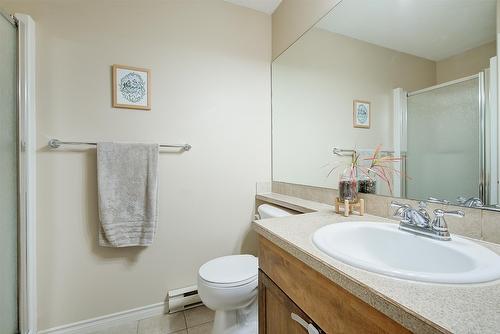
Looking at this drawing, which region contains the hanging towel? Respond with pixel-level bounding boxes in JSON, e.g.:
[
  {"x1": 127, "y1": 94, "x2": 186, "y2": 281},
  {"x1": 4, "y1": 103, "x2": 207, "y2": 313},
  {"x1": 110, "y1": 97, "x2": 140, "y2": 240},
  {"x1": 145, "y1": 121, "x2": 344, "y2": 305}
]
[{"x1": 97, "y1": 142, "x2": 159, "y2": 247}]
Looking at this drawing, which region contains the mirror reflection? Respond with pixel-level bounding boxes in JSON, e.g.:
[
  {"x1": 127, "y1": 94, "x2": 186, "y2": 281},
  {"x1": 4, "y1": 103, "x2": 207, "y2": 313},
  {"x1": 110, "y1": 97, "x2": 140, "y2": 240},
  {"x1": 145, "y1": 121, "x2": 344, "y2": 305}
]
[{"x1": 272, "y1": 0, "x2": 498, "y2": 209}]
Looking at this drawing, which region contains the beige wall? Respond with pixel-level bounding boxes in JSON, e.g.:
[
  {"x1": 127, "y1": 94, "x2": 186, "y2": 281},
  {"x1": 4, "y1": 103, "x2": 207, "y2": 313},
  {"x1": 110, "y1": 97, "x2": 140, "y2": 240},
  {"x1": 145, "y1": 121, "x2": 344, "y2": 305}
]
[
  {"x1": 0, "y1": 0, "x2": 271, "y2": 330},
  {"x1": 436, "y1": 41, "x2": 496, "y2": 84},
  {"x1": 272, "y1": 0, "x2": 340, "y2": 59},
  {"x1": 272, "y1": 28, "x2": 435, "y2": 190}
]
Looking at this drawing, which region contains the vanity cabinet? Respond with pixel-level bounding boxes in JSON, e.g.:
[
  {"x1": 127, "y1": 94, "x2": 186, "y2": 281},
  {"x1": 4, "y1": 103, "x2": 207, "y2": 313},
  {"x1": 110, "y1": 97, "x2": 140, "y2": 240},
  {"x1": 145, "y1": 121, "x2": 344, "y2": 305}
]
[
  {"x1": 259, "y1": 270, "x2": 323, "y2": 333},
  {"x1": 258, "y1": 236, "x2": 411, "y2": 334}
]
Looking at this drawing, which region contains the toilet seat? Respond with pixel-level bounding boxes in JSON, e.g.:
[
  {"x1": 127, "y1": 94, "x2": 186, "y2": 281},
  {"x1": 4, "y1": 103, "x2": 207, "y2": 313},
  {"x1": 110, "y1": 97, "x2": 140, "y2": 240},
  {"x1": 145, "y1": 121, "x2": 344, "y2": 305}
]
[
  {"x1": 199, "y1": 255, "x2": 258, "y2": 288},
  {"x1": 199, "y1": 274, "x2": 257, "y2": 288}
]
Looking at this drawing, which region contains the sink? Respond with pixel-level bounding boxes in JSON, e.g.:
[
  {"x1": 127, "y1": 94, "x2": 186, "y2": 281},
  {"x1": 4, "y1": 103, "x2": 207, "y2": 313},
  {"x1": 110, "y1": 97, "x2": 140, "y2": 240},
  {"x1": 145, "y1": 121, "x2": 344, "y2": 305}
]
[{"x1": 312, "y1": 222, "x2": 500, "y2": 284}]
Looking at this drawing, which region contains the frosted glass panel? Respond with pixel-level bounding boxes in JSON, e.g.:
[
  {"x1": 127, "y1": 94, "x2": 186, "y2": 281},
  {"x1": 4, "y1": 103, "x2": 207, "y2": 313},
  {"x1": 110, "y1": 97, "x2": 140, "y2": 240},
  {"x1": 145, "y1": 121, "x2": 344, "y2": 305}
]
[
  {"x1": 406, "y1": 78, "x2": 480, "y2": 202},
  {"x1": 0, "y1": 13, "x2": 18, "y2": 334}
]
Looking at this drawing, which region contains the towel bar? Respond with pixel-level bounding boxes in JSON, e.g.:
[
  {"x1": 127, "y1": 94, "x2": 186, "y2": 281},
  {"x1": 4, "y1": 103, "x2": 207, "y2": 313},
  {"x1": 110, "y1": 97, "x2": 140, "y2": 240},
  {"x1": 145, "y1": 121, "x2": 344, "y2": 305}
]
[{"x1": 48, "y1": 139, "x2": 192, "y2": 151}]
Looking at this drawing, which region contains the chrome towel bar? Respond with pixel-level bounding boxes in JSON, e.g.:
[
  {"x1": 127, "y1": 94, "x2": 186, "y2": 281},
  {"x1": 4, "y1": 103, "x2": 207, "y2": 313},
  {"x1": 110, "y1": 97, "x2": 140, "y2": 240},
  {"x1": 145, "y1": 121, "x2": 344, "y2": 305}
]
[
  {"x1": 47, "y1": 139, "x2": 192, "y2": 151},
  {"x1": 333, "y1": 148, "x2": 357, "y2": 156},
  {"x1": 333, "y1": 147, "x2": 395, "y2": 156}
]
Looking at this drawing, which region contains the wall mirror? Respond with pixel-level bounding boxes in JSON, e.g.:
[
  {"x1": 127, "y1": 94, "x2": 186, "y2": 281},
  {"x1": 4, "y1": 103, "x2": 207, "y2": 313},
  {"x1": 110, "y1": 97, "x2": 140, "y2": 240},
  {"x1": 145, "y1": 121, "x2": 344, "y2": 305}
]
[{"x1": 272, "y1": 0, "x2": 499, "y2": 210}]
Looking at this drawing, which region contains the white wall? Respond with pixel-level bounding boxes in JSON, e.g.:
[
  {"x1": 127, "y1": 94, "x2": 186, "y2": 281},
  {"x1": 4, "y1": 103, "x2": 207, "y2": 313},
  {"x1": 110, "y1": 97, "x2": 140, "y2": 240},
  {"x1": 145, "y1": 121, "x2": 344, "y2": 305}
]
[
  {"x1": 272, "y1": 28, "x2": 435, "y2": 190},
  {"x1": 272, "y1": 0, "x2": 340, "y2": 59},
  {"x1": 0, "y1": 0, "x2": 271, "y2": 330}
]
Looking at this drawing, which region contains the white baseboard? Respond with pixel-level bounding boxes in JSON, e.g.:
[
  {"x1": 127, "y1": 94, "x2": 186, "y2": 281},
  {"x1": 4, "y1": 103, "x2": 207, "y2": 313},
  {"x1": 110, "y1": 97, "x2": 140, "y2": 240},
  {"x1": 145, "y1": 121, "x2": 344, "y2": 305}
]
[{"x1": 38, "y1": 302, "x2": 167, "y2": 334}]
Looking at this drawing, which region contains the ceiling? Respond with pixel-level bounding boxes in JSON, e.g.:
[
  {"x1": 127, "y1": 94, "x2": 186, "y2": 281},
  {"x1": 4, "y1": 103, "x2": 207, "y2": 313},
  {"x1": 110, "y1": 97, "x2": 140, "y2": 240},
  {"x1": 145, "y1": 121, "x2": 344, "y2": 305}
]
[
  {"x1": 316, "y1": 0, "x2": 496, "y2": 61},
  {"x1": 224, "y1": 0, "x2": 282, "y2": 15}
]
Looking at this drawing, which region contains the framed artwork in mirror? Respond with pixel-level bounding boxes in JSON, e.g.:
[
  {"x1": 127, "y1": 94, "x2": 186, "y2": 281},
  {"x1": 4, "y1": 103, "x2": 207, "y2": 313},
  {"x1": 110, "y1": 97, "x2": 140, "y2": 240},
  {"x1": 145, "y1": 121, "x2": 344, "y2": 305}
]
[
  {"x1": 112, "y1": 64, "x2": 151, "y2": 110},
  {"x1": 353, "y1": 100, "x2": 370, "y2": 128}
]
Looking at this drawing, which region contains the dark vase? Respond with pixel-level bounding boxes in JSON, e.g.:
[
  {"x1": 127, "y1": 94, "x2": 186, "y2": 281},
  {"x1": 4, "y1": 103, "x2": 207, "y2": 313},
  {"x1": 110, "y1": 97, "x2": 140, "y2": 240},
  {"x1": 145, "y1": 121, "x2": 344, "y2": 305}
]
[
  {"x1": 358, "y1": 178, "x2": 376, "y2": 194},
  {"x1": 338, "y1": 168, "x2": 358, "y2": 203}
]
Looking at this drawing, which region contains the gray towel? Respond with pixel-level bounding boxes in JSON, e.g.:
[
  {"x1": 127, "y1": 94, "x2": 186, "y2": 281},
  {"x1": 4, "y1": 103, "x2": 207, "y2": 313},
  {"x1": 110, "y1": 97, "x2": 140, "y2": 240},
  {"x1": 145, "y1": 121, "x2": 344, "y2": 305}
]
[{"x1": 97, "y1": 142, "x2": 159, "y2": 247}]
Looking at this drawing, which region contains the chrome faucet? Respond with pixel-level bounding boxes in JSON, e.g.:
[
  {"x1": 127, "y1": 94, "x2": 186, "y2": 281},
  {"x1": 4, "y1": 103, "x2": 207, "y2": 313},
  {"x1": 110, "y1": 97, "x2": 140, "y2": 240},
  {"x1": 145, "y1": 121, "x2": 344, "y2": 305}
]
[
  {"x1": 391, "y1": 201, "x2": 465, "y2": 241},
  {"x1": 456, "y1": 196, "x2": 483, "y2": 208}
]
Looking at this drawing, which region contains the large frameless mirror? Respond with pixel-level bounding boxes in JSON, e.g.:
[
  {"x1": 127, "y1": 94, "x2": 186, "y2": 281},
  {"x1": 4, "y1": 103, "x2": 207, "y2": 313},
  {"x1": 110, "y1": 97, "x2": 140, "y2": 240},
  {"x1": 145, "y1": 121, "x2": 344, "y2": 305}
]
[{"x1": 272, "y1": 0, "x2": 499, "y2": 210}]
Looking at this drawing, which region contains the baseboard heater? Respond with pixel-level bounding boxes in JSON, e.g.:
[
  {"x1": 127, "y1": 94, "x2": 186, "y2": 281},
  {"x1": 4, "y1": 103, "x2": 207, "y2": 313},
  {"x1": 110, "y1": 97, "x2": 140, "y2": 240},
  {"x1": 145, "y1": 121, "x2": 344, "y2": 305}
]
[{"x1": 168, "y1": 285, "x2": 203, "y2": 313}]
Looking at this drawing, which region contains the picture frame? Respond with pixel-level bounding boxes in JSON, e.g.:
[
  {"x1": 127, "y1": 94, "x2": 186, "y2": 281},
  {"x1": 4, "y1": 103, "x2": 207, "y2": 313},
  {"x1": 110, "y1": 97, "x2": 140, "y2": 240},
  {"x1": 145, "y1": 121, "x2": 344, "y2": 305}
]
[
  {"x1": 353, "y1": 100, "x2": 370, "y2": 128},
  {"x1": 112, "y1": 64, "x2": 151, "y2": 110}
]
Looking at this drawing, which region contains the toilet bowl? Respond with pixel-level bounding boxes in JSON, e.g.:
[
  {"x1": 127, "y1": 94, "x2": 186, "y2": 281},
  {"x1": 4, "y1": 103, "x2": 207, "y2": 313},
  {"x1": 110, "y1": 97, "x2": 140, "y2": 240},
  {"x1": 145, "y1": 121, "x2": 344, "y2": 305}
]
[
  {"x1": 198, "y1": 204, "x2": 293, "y2": 334},
  {"x1": 198, "y1": 255, "x2": 258, "y2": 334}
]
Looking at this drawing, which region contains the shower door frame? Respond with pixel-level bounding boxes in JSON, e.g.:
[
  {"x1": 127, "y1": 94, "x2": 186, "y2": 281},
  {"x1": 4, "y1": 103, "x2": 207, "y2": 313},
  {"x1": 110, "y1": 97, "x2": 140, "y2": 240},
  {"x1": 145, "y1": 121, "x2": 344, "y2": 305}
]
[
  {"x1": 1, "y1": 11, "x2": 37, "y2": 334},
  {"x1": 18, "y1": 13, "x2": 37, "y2": 334},
  {"x1": 395, "y1": 73, "x2": 487, "y2": 204}
]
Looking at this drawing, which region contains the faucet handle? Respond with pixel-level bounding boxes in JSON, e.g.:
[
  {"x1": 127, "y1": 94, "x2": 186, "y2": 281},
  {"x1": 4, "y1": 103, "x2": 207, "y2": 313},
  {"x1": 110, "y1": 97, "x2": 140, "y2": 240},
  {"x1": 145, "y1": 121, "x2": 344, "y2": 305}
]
[
  {"x1": 431, "y1": 209, "x2": 465, "y2": 240},
  {"x1": 428, "y1": 197, "x2": 451, "y2": 204},
  {"x1": 391, "y1": 201, "x2": 409, "y2": 209},
  {"x1": 391, "y1": 201, "x2": 411, "y2": 222},
  {"x1": 456, "y1": 196, "x2": 483, "y2": 208},
  {"x1": 434, "y1": 209, "x2": 465, "y2": 218}
]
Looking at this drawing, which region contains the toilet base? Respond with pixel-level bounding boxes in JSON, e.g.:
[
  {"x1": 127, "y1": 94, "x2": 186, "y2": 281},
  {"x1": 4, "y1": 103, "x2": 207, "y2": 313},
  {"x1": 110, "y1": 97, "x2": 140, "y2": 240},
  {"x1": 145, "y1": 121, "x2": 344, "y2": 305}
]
[{"x1": 212, "y1": 298, "x2": 257, "y2": 334}]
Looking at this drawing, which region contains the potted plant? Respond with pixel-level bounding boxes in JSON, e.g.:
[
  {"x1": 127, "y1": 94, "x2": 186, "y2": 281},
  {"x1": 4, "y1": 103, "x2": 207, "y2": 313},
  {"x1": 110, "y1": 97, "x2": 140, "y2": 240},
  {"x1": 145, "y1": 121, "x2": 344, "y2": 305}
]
[{"x1": 327, "y1": 145, "x2": 406, "y2": 197}]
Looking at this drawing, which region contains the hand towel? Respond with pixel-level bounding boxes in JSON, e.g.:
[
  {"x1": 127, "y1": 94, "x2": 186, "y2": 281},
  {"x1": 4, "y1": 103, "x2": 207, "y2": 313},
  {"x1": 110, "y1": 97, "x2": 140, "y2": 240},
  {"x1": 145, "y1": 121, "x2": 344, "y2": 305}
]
[{"x1": 97, "y1": 142, "x2": 159, "y2": 247}]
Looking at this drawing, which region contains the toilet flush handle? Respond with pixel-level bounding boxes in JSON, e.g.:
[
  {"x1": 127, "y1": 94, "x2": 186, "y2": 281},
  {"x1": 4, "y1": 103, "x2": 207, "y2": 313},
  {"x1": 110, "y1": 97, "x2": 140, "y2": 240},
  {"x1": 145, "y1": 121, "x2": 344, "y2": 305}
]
[{"x1": 291, "y1": 312, "x2": 321, "y2": 334}]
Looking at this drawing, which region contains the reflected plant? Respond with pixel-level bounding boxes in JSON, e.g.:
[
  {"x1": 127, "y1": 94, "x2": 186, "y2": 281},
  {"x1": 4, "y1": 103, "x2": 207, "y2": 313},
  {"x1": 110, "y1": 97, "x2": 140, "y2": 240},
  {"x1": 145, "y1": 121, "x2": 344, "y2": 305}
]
[{"x1": 324, "y1": 144, "x2": 408, "y2": 195}]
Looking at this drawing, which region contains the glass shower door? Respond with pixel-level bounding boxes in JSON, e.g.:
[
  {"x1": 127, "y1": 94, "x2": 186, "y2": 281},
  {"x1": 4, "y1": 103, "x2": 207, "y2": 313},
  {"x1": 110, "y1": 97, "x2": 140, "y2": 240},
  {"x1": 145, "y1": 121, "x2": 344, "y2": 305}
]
[
  {"x1": 0, "y1": 12, "x2": 18, "y2": 334},
  {"x1": 406, "y1": 77, "x2": 481, "y2": 203}
]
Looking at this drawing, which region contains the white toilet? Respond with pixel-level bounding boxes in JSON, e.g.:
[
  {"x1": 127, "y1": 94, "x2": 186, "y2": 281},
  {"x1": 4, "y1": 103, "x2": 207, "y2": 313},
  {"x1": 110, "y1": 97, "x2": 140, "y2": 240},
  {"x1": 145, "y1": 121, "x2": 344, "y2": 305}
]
[
  {"x1": 198, "y1": 255, "x2": 258, "y2": 334},
  {"x1": 197, "y1": 204, "x2": 293, "y2": 334}
]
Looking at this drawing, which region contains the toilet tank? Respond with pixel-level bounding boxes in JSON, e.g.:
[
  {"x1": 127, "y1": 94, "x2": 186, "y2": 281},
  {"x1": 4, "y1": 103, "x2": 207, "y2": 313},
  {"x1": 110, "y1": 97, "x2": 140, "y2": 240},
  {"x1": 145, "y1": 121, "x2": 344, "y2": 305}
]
[{"x1": 257, "y1": 204, "x2": 296, "y2": 219}]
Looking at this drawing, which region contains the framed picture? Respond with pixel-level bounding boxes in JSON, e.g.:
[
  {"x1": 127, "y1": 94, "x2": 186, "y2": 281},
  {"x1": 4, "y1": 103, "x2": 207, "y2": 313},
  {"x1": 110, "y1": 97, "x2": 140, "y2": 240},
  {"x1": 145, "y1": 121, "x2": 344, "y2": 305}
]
[
  {"x1": 353, "y1": 100, "x2": 370, "y2": 128},
  {"x1": 112, "y1": 64, "x2": 151, "y2": 110}
]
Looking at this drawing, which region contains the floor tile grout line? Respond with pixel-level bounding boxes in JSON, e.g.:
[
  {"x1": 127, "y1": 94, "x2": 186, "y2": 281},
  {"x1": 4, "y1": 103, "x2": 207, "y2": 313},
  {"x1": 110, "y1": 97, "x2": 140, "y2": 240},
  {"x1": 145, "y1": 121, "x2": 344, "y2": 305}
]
[
  {"x1": 185, "y1": 306, "x2": 216, "y2": 329},
  {"x1": 189, "y1": 321, "x2": 214, "y2": 328},
  {"x1": 182, "y1": 310, "x2": 188, "y2": 331},
  {"x1": 188, "y1": 319, "x2": 213, "y2": 328}
]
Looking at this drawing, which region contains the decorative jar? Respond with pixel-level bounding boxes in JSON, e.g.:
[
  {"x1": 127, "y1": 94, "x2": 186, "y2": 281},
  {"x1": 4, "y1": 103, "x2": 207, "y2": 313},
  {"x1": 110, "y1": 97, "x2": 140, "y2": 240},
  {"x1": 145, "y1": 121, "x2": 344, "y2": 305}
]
[{"x1": 338, "y1": 167, "x2": 358, "y2": 203}]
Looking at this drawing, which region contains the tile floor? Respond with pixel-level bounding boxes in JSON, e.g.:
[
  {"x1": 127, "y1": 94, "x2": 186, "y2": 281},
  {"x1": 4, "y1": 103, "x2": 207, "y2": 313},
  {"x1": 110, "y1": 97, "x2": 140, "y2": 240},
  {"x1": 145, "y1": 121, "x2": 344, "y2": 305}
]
[{"x1": 90, "y1": 305, "x2": 215, "y2": 334}]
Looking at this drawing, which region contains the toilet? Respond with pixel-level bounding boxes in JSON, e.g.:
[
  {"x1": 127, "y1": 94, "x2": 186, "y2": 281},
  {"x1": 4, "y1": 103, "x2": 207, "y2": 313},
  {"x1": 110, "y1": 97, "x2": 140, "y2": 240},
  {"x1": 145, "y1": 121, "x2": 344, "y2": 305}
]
[{"x1": 197, "y1": 204, "x2": 293, "y2": 334}]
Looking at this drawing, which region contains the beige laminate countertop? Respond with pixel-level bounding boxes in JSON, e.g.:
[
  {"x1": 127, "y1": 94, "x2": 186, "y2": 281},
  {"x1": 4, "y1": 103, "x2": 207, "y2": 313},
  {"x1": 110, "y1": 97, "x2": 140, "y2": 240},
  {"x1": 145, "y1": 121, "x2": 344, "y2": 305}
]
[{"x1": 253, "y1": 193, "x2": 500, "y2": 334}]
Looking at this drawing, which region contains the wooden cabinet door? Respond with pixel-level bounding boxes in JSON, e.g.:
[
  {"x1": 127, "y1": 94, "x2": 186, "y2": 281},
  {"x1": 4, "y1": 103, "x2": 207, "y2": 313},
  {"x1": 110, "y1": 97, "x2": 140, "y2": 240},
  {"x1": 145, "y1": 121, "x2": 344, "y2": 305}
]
[
  {"x1": 259, "y1": 270, "x2": 323, "y2": 334},
  {"x1": 259, "y1": 237, "x2": 413, "y2": 334}
]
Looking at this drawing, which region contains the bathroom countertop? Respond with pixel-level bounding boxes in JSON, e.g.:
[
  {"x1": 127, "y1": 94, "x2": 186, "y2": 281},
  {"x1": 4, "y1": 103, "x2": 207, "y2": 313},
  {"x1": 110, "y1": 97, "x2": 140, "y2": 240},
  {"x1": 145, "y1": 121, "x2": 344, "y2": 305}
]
[
  {"x1": 253, "y1": 194, "x2": 500, "y2": 334},
  {"x1": 255, "y1": 192, "x2": 334, "y2": 213}
]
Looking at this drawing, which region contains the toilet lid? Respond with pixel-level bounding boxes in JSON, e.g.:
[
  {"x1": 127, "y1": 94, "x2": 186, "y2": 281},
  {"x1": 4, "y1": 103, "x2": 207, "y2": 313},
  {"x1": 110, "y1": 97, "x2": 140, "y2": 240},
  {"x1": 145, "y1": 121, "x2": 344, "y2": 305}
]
[{"x1": 199, "y1": 255, "x2": 258, "y2": 285}]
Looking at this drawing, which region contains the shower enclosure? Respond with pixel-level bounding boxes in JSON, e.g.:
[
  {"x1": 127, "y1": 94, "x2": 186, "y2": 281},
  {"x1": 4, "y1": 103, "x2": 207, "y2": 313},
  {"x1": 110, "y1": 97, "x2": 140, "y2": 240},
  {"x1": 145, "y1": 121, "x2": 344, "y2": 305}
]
[
  {"x1": 0, "y1": 10, "x2": 36, "y2": 334},
  {"x1": 394, "y1": 60, "x2": 498, "y2": 206},
  {"x1": 407, "y1": 75, "x2": 483, "y2": 202}
]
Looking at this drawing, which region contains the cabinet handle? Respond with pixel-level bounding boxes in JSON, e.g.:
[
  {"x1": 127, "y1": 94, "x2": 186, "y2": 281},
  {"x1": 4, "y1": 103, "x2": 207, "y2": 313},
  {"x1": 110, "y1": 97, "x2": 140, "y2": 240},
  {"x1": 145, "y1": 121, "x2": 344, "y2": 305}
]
[{"x1": 291, "y1": 312, "x2": 320, "y2": 334}]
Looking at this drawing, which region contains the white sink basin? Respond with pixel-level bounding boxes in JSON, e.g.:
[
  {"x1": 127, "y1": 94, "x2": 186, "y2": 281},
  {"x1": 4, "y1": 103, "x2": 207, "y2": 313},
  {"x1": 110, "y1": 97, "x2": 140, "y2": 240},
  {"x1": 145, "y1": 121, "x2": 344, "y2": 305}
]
[{"x1": 312, "y1": 222, "x2": 500, "y2": 284}]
